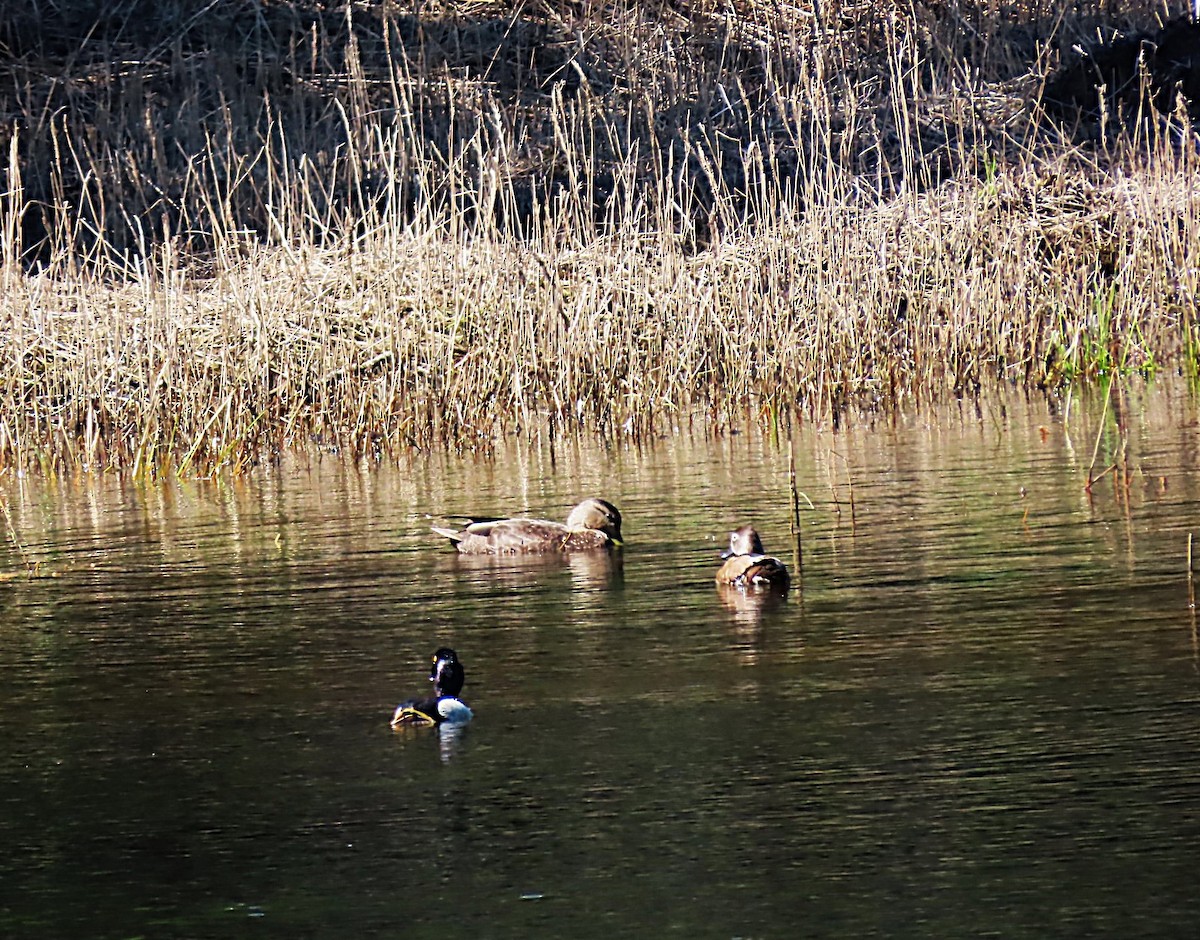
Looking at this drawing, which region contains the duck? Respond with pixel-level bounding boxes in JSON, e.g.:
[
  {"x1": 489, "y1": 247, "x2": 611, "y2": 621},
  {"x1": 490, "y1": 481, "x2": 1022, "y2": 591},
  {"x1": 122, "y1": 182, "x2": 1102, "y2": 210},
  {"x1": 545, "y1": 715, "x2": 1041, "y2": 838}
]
[
  {"x1": 431, "y1": 497, "x2": 623, "y2": 554},
  {"x1": 391, "y1": 648, "x2": 474, "y2": 727},
  {"x1": 715, "y1": 524, "x2": 790, "y2": 588}
]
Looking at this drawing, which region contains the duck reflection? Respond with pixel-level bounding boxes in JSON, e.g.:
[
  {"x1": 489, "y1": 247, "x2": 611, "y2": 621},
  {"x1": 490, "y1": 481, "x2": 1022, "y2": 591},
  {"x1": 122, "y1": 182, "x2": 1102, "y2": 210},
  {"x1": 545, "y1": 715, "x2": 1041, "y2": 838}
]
[
  {"x1": 717, "y1": 582, "x2": 788, "y2": 662},
  {"x1": 566, "y1": 547, "x2": 624, "y2": 590},
  {"x1": 449, "y1": 549, "x2": 623, "y2": 592},
  {"x1": 717, "y1": 581, "x2": 788, "y2": 626},
  {"x1": 388, "y1": 719, "x2": 471, "y2": 764},
  {"x1": 436, "y1": 722, "x2": 469, "y2": 764}
]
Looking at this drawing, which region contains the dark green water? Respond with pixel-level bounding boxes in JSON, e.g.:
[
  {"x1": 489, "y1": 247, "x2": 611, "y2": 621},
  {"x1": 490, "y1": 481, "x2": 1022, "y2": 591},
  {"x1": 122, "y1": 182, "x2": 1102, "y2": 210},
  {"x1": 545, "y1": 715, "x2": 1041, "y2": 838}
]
[{"x1": 2, "y1": 380, "x2": 1199, "y2": 938}]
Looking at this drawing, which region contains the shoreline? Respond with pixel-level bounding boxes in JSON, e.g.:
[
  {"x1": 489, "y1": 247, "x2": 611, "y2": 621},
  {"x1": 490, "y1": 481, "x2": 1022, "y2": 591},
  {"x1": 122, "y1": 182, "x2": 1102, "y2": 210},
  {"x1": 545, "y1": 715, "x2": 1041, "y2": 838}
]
[{"x1": 1, "y1": 3, "x2": 1197, "y2": 474}]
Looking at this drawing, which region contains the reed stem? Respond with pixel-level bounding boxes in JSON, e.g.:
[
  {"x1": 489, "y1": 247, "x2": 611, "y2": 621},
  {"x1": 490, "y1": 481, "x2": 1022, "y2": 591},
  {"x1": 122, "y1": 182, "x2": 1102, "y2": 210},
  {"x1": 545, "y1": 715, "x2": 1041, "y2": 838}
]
[{"x1": 788, "y1": 437, "x2": 803, "y2": 580}]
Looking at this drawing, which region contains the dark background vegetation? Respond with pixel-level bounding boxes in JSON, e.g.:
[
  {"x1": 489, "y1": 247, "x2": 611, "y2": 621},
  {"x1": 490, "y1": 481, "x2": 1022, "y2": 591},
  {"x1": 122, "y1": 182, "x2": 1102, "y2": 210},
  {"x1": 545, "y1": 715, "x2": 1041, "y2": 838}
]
[{"x1": 0, "y1": 1, "x2": 1193, "y2": 266}]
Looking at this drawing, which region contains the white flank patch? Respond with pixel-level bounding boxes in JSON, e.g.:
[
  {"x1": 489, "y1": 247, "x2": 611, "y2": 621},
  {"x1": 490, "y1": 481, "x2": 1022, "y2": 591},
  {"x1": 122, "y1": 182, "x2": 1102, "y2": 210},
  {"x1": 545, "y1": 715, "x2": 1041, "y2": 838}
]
[{"x1": 438, "y1": 698, "x2": 474, "y2": 724}]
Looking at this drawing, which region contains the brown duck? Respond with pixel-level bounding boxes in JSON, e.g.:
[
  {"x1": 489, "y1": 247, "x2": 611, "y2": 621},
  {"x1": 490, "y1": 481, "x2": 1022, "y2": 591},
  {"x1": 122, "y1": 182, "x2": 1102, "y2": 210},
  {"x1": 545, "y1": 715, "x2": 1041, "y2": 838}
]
[
  {"x1": 432, "y1": 497, "x2": 623, "y2": 554},
  {"x1": 715, "y1": 524, "x2": 789, "y2": 587}
]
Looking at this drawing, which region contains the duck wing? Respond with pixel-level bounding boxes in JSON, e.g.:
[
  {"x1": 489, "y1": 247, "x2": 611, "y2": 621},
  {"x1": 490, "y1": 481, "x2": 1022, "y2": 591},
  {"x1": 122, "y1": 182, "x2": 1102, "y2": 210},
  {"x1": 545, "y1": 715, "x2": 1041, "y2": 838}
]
[
  {"x1": 461, "y1": 519, "x2": 570, "y2": 553},
  {"x1": 431, "y1": 515, "x2": 517, "y2": 544},
  {"x1": 391, "y1": 696, "x2": 441, "y2": 726},
  {"x1": 435, "y1": 516, "x2": 612, "y2": 554},
  {"x1": 716, "y1": 553, "x2": 789, "y2": 587}
]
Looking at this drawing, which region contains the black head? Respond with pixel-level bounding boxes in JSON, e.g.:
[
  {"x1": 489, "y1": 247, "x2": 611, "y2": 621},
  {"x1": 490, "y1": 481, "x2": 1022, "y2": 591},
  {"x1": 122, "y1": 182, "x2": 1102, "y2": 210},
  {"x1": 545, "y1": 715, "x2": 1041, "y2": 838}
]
[{"x1": 429, "y1": 647, "x2": 466, "y2": 697}]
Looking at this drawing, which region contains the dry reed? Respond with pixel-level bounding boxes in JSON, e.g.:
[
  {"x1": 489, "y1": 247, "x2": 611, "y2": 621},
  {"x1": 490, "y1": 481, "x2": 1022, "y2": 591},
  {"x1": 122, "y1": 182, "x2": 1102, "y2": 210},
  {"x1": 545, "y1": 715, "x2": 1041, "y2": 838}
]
[{"x1": 1, "y1": 1, "x2": 1198, "y2": 476}]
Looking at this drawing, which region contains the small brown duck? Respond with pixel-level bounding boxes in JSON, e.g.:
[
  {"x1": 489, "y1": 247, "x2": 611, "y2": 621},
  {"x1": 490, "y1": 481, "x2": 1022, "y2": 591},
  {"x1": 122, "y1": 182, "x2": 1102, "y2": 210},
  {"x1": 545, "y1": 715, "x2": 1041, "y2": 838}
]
[
  {"x1": 432, "y1": 497, "x2": 623, "y2": 554},
  {"x1": 715, "y1": 524, "x2": 790, "y2": 587}
]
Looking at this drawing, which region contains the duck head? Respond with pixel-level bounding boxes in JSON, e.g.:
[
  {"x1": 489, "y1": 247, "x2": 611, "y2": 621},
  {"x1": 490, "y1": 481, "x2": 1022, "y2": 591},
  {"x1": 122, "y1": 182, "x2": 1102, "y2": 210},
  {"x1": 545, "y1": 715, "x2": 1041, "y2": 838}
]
[
  {"x1": 722, "y1": 524, "x2": 766, "y2": 558},
  {"x1": 430, "y1": 647, "x2": 466, "y2": 697},
  {"x1": 565, "y1": 498, "x2": 623, "y2": 544}
]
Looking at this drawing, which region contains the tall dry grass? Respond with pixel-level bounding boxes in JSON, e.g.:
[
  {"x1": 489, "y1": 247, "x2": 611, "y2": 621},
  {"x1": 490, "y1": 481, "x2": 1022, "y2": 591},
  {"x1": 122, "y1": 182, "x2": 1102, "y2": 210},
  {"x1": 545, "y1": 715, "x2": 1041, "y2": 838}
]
[{"x1": 1, "y1": 1, "x2": 1198, "y2": 475}]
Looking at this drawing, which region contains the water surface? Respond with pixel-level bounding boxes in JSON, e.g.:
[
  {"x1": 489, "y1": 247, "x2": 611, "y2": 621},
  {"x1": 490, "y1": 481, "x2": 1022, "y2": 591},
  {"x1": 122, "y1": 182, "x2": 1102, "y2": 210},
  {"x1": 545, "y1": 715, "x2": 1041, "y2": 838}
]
[{"x1": 2, "y1": 379, "x2": 1199, "y2": 938}]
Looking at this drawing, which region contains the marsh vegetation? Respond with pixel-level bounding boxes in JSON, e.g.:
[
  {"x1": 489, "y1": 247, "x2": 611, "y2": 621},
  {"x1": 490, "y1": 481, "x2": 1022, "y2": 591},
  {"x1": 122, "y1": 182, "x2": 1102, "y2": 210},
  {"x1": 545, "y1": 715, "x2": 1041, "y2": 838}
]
[{"x1": 1, "y1": 1, "x2": 1198, "y2": 475}]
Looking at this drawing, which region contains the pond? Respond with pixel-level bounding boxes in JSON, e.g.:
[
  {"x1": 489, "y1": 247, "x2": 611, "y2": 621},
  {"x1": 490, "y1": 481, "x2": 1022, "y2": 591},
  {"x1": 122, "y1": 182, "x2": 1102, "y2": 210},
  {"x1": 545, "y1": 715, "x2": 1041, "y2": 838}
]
[{"x1": 2, "y1": 377, "x2": 1199, "y2": 938}]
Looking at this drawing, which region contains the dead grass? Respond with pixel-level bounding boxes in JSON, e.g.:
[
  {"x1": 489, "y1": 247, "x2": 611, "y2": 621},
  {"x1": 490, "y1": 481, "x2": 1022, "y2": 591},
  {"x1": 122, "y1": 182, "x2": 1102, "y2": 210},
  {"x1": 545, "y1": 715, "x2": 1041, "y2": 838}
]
[{"x1": 0, "y1": 1, "x2": 1197, "y2": 475}]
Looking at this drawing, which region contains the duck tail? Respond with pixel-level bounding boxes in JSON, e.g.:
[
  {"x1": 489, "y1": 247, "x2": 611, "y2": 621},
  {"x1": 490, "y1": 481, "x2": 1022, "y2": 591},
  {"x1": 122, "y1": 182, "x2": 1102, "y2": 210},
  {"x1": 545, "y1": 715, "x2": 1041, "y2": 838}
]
[{"x1": 431, "y1": 525, "x2": 462, "y2": 543}]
